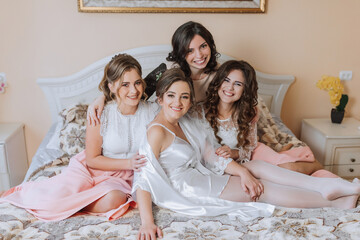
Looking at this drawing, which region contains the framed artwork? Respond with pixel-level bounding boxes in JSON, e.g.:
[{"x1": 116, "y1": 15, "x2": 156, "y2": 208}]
[{"x1": 78, "y1": 0, "x2": 266, "y2": 13}]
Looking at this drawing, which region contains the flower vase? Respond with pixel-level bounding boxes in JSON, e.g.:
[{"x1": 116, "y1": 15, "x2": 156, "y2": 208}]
[{"x1": 331, "y1": 108, "x2": 344, "y2": 124}]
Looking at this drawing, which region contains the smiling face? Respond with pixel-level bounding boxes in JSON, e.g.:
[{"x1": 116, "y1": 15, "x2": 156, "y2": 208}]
[
  {"x1": 158, "y1": 81, "x2": 192, "y2": 122},
  {"x1": 109, "y1": 68, "x2": 144, "y2": 110},
  {"x1": 218, "y1": 69, "x2": 245, "y2": 106},
  {"x1": 185, "y1": 34, "x2": 211, "y2": 73}
]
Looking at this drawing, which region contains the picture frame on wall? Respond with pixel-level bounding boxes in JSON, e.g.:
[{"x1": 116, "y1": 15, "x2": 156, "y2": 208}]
[{"x1": 78, "y1": 0, "x2": 266, "y2": 13}]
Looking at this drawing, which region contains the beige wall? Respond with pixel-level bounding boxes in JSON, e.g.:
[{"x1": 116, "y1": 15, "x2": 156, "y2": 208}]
[{"x1": 1, "y1": 0, "x2": 359, "y2": 164}]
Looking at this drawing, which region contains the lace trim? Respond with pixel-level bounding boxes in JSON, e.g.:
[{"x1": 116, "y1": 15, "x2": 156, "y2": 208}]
[
  {"x1": 100, "y1": 102, "x2": 114, "y2": 137},
  {"x1": 100, "y1": 101, "x2": 145, "y2": 137},
  {"x1": 198, "y1": 105, "x2": 256, "y2": 165},
  {"x1": 237, "y1": 154, "x2": 251, "y2": 164},
  {"x1": 217, "y1": 117, "x2": 236, "y2": 132},
  {"x1": 204, "y1": 156, "x2": 232, "y2": 175},
  {"x1": 217, "y1": 118, "x2": 258, "y2": 164}
]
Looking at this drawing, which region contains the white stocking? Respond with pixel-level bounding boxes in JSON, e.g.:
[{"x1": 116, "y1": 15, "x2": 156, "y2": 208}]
[
  {"x1": 243, "y1": 160, "x2": 360, "y2": 200},
  {"x1": 258, "y1": 180, "x2": 331, "y2": 208},
  {"x1": 220, "y1": 177, "x2": 357, "y2": 209}
]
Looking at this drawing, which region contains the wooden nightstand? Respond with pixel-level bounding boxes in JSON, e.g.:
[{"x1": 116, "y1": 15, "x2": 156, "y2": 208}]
[
  {"x1": 300, "y1": 118, "x2": 360, "y2": 178},
  {"x1": 0, "y1": 123, "x2": 29, "y2": 191}
]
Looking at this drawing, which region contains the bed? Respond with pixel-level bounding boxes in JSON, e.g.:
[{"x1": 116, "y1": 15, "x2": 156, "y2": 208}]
[{"x1": 1, "y1": 45, "x2": 360, "y2": 239}]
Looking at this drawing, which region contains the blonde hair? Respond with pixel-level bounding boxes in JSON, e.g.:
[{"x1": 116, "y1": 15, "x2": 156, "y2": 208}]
[{"x1": 98, "y1": 54, "x2": 146, "y2": 103}]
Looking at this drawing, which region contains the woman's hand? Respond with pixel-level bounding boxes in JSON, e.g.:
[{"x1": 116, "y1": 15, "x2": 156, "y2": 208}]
[
  {"x1": 216, "y1": 145, "x2": 238, "y2": 160},
  {"x1": 238, "y1": 167, "x2": 264, "y2": 201},
  {"x1": 137, "y1": 223, "x2": 163, "y2": 240},
  {"x1": 129, "y1": 153, "x2": 147, "y2": 172},
  {"x1": 87, "y1": 95, "x2": 106, "y2": 126}
]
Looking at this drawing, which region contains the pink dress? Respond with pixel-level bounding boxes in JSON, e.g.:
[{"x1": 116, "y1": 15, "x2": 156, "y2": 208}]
[
  {"x1": 208, "y1": 116, "x2": 338, "y2": 178},
  {"x1": 0, "y1": 101, "x2": 159, "y2": 221}
]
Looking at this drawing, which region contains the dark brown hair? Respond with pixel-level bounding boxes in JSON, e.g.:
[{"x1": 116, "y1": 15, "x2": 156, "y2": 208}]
[
  {"x1": 156, "y1": 68, "x2": 196, "y2": 109},
  {"x1": 204, "y1": 60, "x2": 258, "y2": 148},
  {"x1": 166, "y1": 21, "x2": 220, "y2": 78}
]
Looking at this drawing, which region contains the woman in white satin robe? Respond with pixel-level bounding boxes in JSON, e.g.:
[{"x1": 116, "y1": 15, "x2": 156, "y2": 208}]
[{"x1": 133, "y1": 68, "x2": 360, "y2": 240}]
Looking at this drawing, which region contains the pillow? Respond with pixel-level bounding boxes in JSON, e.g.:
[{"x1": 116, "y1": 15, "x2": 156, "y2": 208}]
[
  {"x1": 46, "y1": 104, "x2": 88, "y2": 151},
  {"x1": 58, "y1": 104, "x2": 88, "y2": 156},
  {"x1": 256, "y1": 97, "x2": 306, "y2": 152},
  {"x1": 46, "y1": 119, "x2": 63, "y2": 150},
  {"x1": 144, "y1": 63, "x2": 167, "y2": 98}
]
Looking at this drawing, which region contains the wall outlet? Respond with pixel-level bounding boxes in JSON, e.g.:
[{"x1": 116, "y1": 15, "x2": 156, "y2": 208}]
[
  {"x1": 0, "y1": 72, "x2": 7, "y2": 94},
  {"x1": 339, "y1": 70, "x2": 352, "y2": 81},
  {"x1": 0, "y1": 72, "x2": 6, "y2": 82}
]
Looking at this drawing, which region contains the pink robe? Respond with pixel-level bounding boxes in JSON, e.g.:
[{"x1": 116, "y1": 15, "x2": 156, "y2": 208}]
[{"x1": 0, "y1": 151, "x2": 136, "y2": 221}]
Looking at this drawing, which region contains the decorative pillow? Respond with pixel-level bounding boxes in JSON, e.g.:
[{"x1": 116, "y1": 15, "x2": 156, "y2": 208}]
[
  {"x1": 59, "y1": 104, "x2": 88, "y2": 125},
  {"x1": 256, "y1": 97, "x2": 306, "y2": 152},
  {"x1": 46, "y1": 120, "x2": 64, "y2": 150},
  {"x1": 144, "y1": 63, "x2": 167, "y2": 98},
  {"x1": 59, "y1": 104, "x2": 88, "y2": 156},
  {"x1": 28, "y1": 154, "x2": 71, "y2": 181}
]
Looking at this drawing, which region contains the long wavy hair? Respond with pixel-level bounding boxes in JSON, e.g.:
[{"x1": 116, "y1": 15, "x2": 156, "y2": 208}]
[
  {"x1": 166, "y1": 21, "x2": 220, "y2": 78},
  {"x1": 203, "y1": 60, "x2": 258, "y2": 148},
  {"x1": 98, "y1": 53, "x2": 146, "y2": 103}
]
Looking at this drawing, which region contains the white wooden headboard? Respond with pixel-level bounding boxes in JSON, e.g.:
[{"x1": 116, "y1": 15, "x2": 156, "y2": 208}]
[{"x1": 37, "y1": 45, "x2": 294, "y2": 123}]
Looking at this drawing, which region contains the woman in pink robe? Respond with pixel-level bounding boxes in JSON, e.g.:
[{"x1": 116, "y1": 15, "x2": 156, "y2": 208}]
[{"x1": 0, "y1": 53, "x2": 158, "y2": 221}]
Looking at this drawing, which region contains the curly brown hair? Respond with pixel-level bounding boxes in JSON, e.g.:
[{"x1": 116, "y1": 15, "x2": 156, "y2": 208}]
[
  {"x1": 203, "y1": 60, "x2": 258, "y2": 148},
  {"x1": 166, "y1": 21, "x2": 220, "y2": 78}
]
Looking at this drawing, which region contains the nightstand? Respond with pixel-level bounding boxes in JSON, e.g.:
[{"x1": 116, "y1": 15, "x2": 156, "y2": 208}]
[
  {"x1": 0, "y1": 123, "x2": 29, "y2": 191},
  {"x1": 300, "y1": 118, "x2": 360, "y2": 178}
]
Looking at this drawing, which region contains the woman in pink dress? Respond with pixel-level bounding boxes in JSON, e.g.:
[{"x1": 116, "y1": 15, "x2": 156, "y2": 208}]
[{"x1": 0, "y1": 54, "x2": 159, "y2": 221}]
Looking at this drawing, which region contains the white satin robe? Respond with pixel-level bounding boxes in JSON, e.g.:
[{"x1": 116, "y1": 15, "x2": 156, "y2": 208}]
[{"x1": 132, "y1": 115, "x2": 274, "y2": 221}]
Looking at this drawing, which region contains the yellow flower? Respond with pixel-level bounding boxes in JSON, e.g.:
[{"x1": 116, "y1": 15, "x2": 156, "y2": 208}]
[{"x1": 316, "y1": 75, "x2": 344, "y2": 107}]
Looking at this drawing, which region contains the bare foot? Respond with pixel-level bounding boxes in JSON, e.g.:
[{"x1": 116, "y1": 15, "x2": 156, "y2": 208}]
[
  {"x1": 0, "y1": 191, "x2": 4, "y2": 197},
  {"x1": 321, "y1": 178, "x2": 360, "y2": 200}
]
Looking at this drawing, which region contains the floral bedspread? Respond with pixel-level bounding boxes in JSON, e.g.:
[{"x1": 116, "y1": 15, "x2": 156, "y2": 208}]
[
  {"x1": 2, "y1": 201, "x2": 360, "y2": 240},
  {"x1": 1, "y1": 156, "x2": 360, "y2": 240},
  {"x1": 2, "y1": 101, "x2": 360, "y2": 239}
]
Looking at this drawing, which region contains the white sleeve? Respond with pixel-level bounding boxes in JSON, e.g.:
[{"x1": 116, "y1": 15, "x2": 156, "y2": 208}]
[
  {"x1": 201, "y1": 138, "x2": 233, "y2": 175},
  {"x1": 189, "y1": 115, "x2": 233, "y2": 175},
  {"x1": 237, "y1": 123, "x2": 258, "y2": 163}
]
